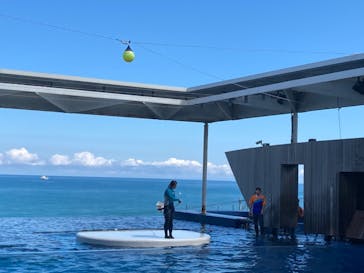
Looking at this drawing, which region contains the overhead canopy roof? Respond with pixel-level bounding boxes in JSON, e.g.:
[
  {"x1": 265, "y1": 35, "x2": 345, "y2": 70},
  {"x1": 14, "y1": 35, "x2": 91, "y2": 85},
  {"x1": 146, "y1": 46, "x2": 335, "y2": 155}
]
[{"x1": 1, "y1": 54, "x2": 364, "y2": 122}]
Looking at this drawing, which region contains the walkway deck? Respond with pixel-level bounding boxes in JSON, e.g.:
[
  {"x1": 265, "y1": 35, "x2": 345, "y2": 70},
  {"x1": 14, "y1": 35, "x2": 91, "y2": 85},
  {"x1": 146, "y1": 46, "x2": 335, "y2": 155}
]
[{"x1": 175, "y1": 210, "x2": 251, "y2": 228}]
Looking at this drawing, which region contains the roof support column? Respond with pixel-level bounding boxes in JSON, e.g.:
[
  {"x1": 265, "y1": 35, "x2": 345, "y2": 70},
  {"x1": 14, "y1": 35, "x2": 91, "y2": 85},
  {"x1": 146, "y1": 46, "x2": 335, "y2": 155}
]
[
  {"x1": 201, "y1": 122, "x2": 209, "y2": 214},
  {"x1": 291, "y1": 112, "x2": 298, "y2": 144}
]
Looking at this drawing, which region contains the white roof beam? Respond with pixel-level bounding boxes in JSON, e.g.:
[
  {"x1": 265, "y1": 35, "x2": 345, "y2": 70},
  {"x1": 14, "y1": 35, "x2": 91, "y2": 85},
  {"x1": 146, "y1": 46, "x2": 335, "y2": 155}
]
[
  {"x1": 188, "y1": 53, "x2": 364, "y2": 92},
  {"x1": 186, "y1": 67, "x2": 364, "y2": 105},
  {"x1": 0, "y1": 68, "x2": 187, "y2": 93},
  {"x1": 37, "y1": 93, "x2": 125, "y2": 113},
  {"x1": 0, "y1": 82, "x2": 186, "y2": 106}
]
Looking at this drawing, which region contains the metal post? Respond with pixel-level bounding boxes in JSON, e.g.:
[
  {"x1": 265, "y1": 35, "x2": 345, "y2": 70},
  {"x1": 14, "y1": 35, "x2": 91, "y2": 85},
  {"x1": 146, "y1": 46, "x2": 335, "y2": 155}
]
[
  {"x1": 291, "y1": 112, "x2": 298, "y2": 144},
  {"x1": 201, "y1": 122, "x2": 209, "y2": 214}
]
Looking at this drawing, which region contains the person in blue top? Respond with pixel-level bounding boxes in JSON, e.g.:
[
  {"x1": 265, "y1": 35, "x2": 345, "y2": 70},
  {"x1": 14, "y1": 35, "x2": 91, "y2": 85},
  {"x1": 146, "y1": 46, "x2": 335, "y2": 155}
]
[
  {"x1": 163, "y1": 180, "x2": 181, "y2": 239},
  {"x1": 249, "y1": 187, "x2": 266, "y2": 236}
]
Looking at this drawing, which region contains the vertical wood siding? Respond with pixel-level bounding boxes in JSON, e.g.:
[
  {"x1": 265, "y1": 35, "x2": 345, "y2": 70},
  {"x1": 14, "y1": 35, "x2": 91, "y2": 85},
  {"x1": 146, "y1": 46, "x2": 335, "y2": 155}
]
[{"x1": 226, "y1": 138, "x2": 364, "y2": 235}]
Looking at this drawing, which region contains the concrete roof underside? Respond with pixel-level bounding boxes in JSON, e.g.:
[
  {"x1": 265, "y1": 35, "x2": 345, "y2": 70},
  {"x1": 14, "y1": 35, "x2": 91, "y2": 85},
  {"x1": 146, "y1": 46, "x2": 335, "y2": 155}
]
[{"x1": 1, "y1": 54, "x2": 364, "y2": 123}]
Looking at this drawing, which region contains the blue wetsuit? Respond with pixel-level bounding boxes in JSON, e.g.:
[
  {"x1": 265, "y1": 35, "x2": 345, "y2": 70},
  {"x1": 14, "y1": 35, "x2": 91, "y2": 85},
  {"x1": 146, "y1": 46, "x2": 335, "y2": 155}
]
[{"x1": 164, "y1": 187, "x2": 179, "y2": 238}]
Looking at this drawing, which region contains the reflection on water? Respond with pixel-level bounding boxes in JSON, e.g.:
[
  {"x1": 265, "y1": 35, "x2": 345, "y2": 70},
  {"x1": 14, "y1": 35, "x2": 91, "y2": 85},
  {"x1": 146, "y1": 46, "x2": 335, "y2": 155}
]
[{"x1": 0, "y1": 216, "x2": 363, "y2": 272}]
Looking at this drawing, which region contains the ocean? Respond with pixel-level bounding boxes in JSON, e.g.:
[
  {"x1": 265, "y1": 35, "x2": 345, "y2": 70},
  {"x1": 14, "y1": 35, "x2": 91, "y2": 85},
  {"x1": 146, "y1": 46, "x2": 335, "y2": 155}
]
[
  {"x1": 0, "y1": 175, "x2": 362, "y2": 273},
  {"x1": 0, "y1": 175, "x2": 244, "y2": 217}
]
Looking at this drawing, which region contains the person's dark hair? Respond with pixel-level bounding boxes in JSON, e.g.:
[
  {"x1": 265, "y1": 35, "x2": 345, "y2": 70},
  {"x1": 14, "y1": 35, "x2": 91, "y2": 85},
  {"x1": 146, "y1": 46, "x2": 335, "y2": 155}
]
[
  {"x1": 256, "y1": 187, "x2": 262, "y2": 191},
  {"x1": 169, "y1": 180, "x2": 177, "y2": 187}
]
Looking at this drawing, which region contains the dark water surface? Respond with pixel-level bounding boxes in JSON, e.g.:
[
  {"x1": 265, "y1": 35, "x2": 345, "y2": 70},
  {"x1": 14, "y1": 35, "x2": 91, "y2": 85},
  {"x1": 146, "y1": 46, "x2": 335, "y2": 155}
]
[
  {"x1": 0, "y1": 217, "x2": 362, "y2": 273},
  {"x1": 0, "y1": 175, "x2": 362, "y2": 272}
]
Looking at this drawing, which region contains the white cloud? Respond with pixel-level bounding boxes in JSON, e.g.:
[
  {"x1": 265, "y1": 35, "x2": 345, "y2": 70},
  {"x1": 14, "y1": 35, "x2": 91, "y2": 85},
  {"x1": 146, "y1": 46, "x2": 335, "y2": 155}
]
[
  {"x1": 50, "y1": 154, "x2": 71, "y2": 166},
  {"x1": 207, "y1": 162, "x2": 233, "y2": 176},
  {"x1": 121, "y1": 157, "x2": 232, "y2": 177},
  {"x1": 151, "y1": 157, "x2": 202, "y2": 168},
  {"x1": 49, "y1": 152, "x2": 113, "y2": 167},
  {"x1": 122, "y1": 158, "x2": 145, "y2": 167},
  {"x1": 0, "y1": 147, "x2": 232, "y2": 179},
  {"x1": 73, "y1": 151, "x2": 113, "y2": 167},
  {"x1": 122, "y1": 157, "x2": 202, "y2": 168},
  {"x1": 5, "y1": 147, "x2": 44, "y2": 165}
]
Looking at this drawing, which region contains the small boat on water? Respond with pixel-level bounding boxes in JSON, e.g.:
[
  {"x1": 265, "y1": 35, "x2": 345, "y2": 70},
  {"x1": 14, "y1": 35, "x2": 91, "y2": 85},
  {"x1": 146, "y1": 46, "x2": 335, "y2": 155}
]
[{"x1": 40, "y1": 175, "x2": 49, "y2": 180}]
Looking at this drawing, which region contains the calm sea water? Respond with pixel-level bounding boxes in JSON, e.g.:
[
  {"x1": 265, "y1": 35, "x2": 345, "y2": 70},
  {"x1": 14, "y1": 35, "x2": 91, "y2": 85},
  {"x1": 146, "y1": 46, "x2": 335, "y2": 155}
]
[
  {"x1": 0, "y1": 175, "x2": 362, "y2": 273},
  {"x1": 0, "y1": 175, "x2": 244, "y2": 217}
]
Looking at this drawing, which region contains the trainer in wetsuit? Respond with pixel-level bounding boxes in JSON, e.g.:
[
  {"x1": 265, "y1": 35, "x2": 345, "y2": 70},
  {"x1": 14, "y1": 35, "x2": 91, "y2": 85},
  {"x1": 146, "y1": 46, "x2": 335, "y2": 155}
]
[
  {"x1": 249, "y1": 187, "x2": 266, "y2": 236},
  {"x1": 163, "y1": 180, "x2": 181, "y2": 239}
]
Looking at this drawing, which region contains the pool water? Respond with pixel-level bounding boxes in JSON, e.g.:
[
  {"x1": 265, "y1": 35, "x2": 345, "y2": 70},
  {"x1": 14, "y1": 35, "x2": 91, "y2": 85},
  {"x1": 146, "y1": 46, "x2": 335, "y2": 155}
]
[
  {"x1": 0, "y1": 216, "x2": 363, "y2": 273},
  {"x1": 0, "y1": 175, "x2": 362, "y2": 272}
]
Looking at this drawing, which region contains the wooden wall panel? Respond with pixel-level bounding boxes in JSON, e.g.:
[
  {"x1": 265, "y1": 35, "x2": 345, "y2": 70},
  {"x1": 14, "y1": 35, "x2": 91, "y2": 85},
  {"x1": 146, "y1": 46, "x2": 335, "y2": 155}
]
[{"x1": 226, "y1": 138, "x2": 364, "y2": 235}]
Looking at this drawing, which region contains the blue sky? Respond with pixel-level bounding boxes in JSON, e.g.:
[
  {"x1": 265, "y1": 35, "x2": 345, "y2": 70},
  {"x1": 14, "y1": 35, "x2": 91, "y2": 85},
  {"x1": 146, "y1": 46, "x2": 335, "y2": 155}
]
[{"x1": 0, "y1": 0, "x2": 363, "y2": 179}]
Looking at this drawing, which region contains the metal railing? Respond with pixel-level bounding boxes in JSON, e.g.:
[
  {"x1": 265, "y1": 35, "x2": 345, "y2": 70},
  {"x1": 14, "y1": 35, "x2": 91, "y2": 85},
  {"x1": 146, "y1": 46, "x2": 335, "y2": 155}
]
[{"x1": 180, "y1": 199, "x2": 249, "y2": 212}]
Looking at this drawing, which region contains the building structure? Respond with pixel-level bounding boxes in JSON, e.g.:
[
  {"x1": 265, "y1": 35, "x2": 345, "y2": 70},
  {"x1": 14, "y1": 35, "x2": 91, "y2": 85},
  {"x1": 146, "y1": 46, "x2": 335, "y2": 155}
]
[
  {"x1": 1, "y1": 54, "x2": 364, "y2": 236},
  {"x1": 226, "y1": 138, "x2": 364, "y2": 237}
]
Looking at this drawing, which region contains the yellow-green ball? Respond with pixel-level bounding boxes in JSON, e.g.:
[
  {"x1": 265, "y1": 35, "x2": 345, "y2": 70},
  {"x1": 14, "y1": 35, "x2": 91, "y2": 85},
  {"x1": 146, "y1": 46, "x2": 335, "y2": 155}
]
[{"x1": 123, "y1": 50, "x2": 135, "y2": 62}]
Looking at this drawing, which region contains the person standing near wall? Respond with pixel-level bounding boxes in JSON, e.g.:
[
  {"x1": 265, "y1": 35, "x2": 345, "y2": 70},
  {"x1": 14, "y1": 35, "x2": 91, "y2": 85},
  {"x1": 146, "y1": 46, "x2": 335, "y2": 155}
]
[
  {"x1": 249, "y1": 187, "x2": 266, "y2": 236},
  {"x1": 298, "y1": 199, "x2": 304, "y2": 220}
]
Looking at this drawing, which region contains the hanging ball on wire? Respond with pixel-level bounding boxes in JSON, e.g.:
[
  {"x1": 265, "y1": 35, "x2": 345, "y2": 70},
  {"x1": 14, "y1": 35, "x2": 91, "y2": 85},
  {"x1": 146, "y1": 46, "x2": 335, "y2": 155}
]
[{"x1": 123, "y1": 45, "x2": 135, "y2": 62}]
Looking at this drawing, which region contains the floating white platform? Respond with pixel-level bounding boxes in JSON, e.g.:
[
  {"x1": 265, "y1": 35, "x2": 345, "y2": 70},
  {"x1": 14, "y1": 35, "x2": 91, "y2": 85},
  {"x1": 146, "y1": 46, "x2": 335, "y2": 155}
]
[{"x1": 76, "y1": 229, "x2": 210, "y2": 248}]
